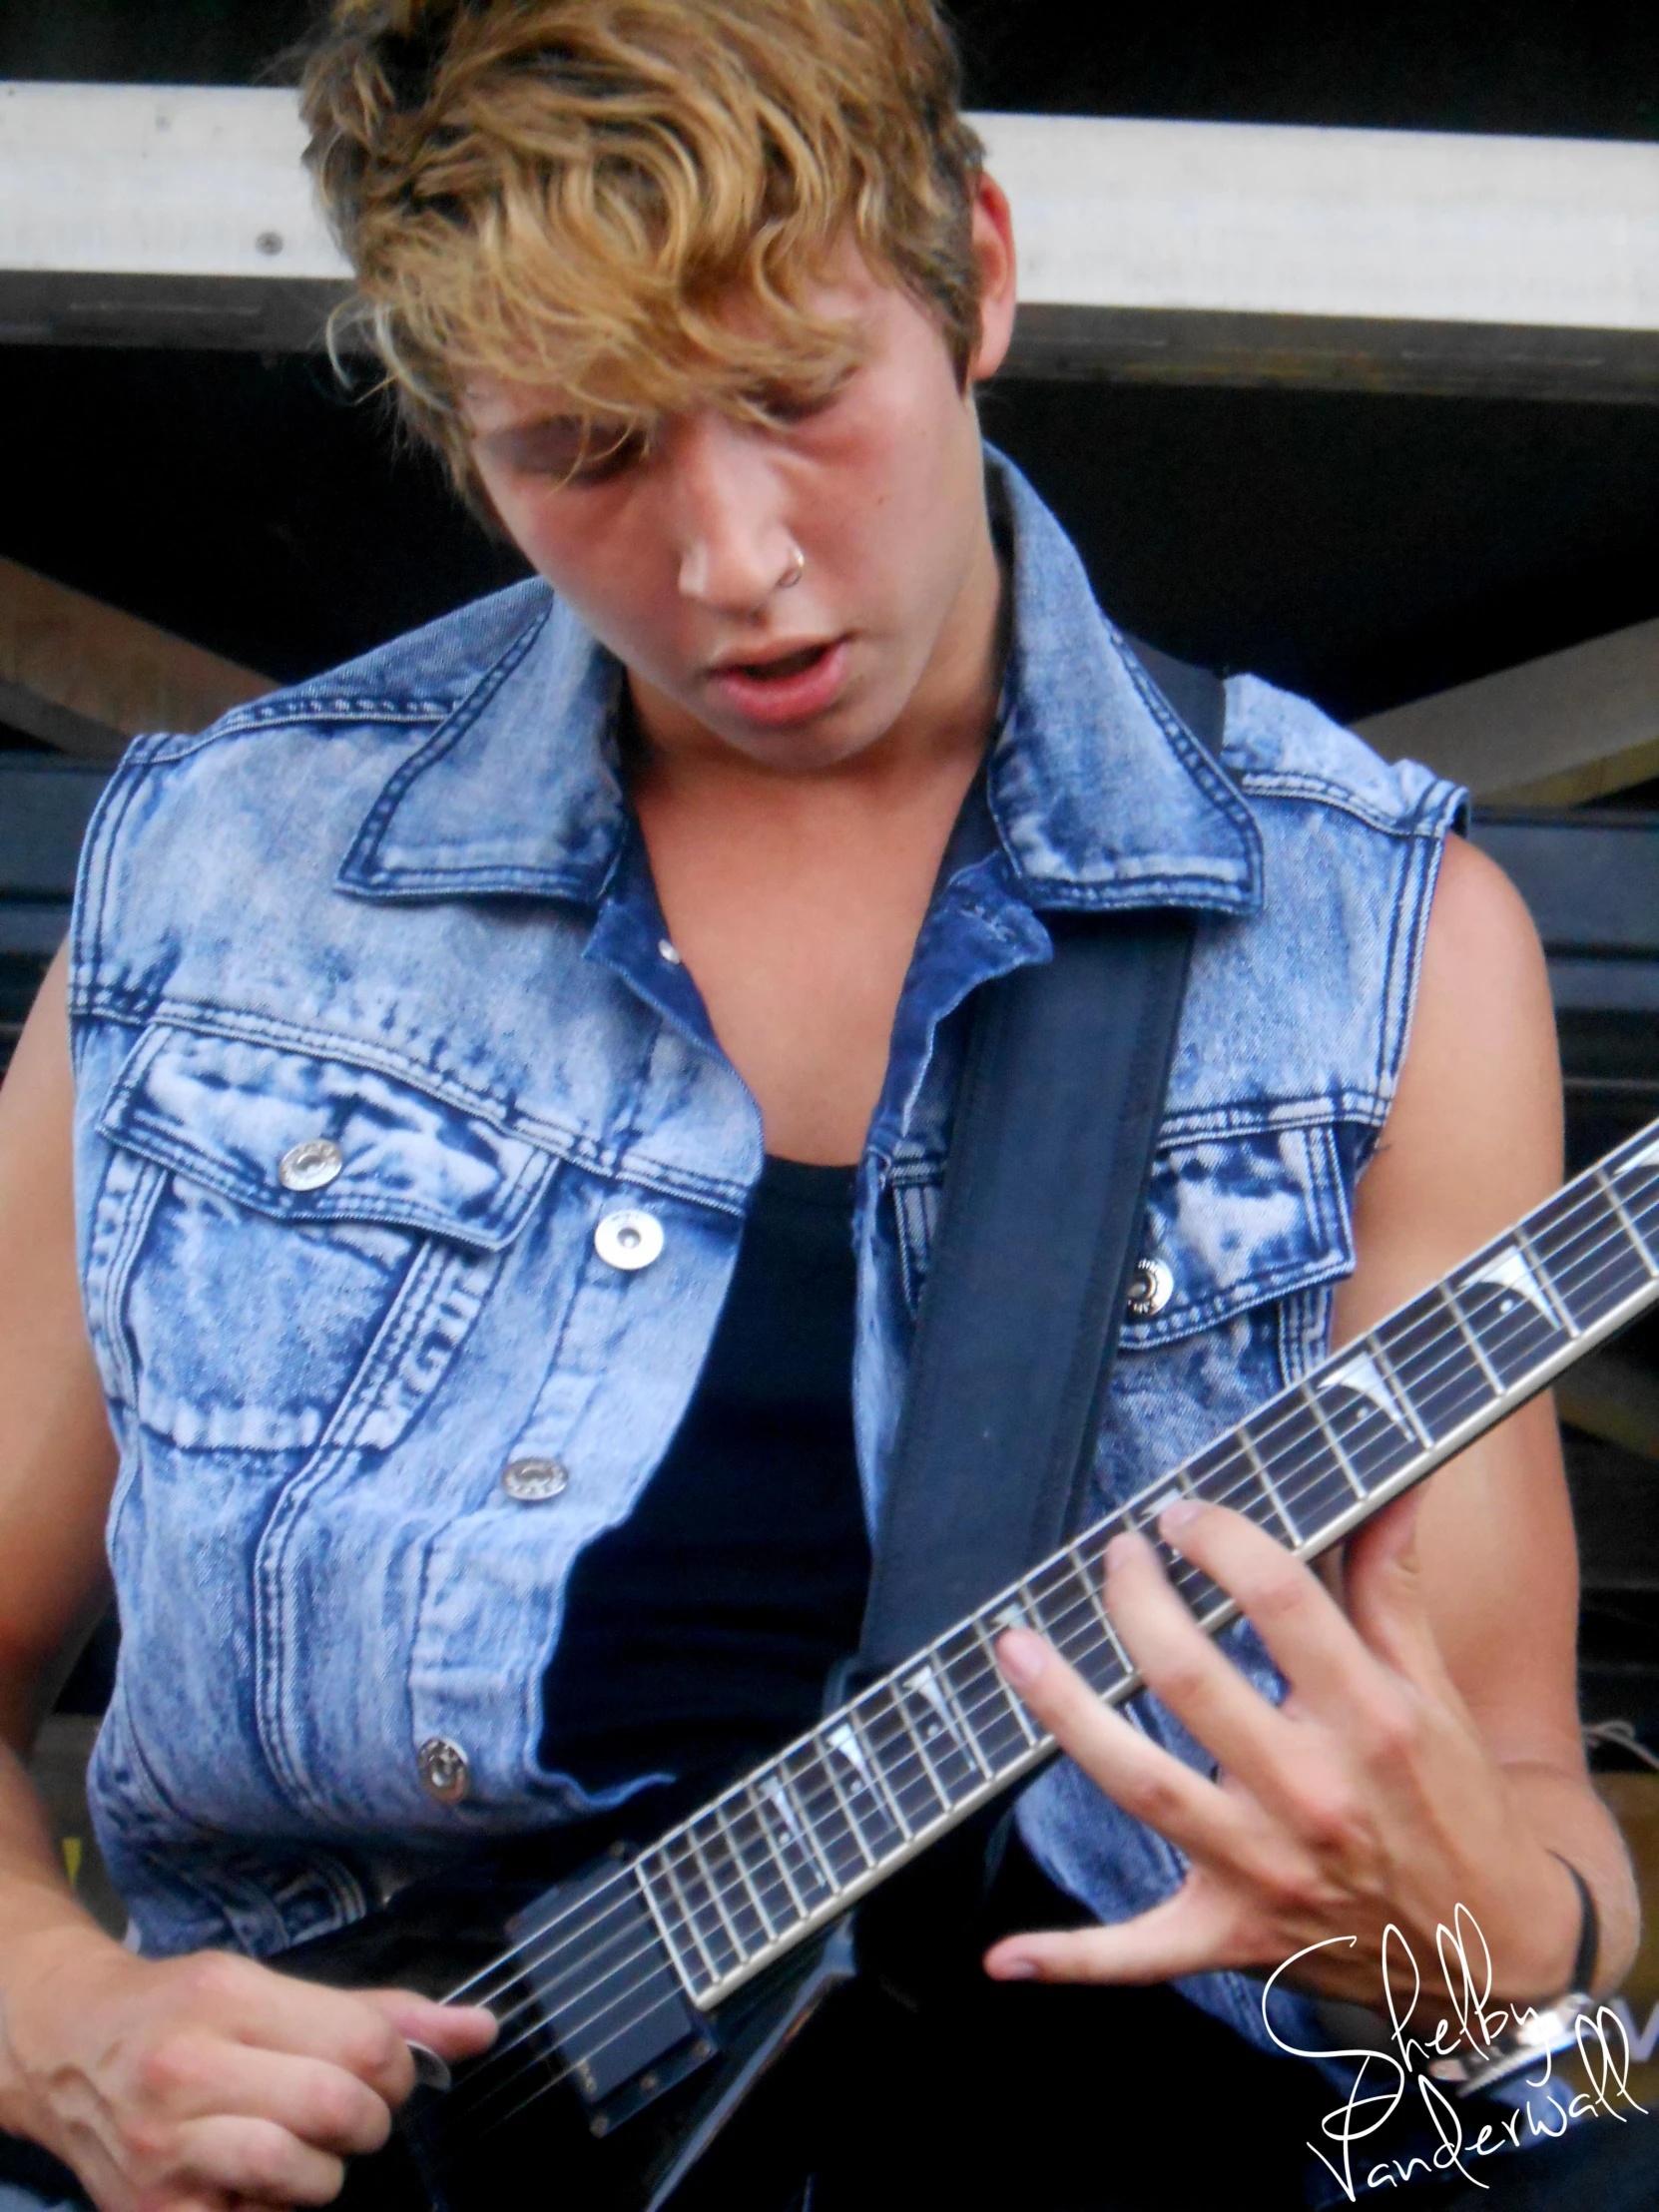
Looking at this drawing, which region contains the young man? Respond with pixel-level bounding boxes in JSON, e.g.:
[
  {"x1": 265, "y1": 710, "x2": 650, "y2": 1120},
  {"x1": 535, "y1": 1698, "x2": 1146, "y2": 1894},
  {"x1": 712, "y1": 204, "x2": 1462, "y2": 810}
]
[{"x1": 0, "y1": 3, "x2": 1643, "y2": 2206}]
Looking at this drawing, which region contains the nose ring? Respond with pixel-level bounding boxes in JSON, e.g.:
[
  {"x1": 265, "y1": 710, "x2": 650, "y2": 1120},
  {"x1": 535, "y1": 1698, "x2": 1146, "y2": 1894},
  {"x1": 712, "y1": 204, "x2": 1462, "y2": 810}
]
[{"x1": 777, "y1": 544, "x2": 806, "y2": 591}]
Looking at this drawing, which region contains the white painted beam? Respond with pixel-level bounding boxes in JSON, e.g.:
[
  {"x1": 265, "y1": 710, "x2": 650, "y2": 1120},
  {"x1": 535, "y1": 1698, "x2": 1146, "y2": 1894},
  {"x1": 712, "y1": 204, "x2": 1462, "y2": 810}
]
[
  {"x1": 1359, "y1": 617, "x2": 1659, "y2": 803},
  {"x1": 2, "y1": 85, "x2": 1659, "y2": 396}
]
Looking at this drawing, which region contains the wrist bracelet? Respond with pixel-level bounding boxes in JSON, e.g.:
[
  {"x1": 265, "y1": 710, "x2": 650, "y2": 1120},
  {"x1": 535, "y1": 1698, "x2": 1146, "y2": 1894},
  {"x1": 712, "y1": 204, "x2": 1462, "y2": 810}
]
[
  {"x1": 1552, "y1": 1854, "x2": 1600, "y2": 1996},
  {"x1": 1425, "y1": 1857, "x2": 1600, "y2": 2097}
]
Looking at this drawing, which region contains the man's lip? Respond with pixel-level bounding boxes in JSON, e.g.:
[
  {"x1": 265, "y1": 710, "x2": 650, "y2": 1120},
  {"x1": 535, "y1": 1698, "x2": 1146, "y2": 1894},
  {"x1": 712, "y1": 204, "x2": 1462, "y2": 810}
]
[
  {"x1": 704, "y1": 636, "x2": 851, "y2": 727},
  {"x1": 705, "y1": 637, "x2": 841, "y2": 677}
]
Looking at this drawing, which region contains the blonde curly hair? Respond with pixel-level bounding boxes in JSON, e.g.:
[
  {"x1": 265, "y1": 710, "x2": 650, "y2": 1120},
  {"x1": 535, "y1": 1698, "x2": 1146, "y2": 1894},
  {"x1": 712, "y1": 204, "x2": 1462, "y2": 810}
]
[{"x1": 299, "y1": 0, "x2": 985, "y2": 481}]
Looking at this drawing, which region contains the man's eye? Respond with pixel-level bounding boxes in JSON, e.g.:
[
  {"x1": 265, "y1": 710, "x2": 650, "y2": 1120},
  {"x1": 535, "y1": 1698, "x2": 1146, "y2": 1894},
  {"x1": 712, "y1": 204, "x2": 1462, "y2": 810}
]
[{"x1": 497, "y1": 420, "x2": 646, "y2": 483}]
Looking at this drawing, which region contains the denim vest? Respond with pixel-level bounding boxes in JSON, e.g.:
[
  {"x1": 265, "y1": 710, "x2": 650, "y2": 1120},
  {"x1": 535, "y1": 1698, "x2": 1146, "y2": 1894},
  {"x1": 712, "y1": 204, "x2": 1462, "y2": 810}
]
[{"x1": 69, "y1": 452, "x2": 1462, "y2": 2062}]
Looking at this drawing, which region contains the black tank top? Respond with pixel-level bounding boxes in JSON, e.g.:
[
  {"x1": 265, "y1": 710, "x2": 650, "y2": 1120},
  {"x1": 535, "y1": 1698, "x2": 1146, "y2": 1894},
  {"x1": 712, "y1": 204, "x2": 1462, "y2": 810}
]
[{"x1": 540, "y1": 1156, "x2": 870, "y2": 1793}]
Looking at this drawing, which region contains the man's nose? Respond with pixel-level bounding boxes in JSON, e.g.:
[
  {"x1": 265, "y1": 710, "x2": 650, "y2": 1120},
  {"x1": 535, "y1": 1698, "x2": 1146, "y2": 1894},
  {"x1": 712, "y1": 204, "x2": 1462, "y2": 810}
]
[{"x1": 664, "y1": 414, "x2": 796, "y2": 616}]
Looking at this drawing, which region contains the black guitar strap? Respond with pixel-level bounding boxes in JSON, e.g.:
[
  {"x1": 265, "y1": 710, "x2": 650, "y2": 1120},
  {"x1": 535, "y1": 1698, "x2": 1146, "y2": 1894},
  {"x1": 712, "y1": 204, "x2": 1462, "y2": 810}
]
[{"x1": 856, "y1": 638, "x2": 1225, "y2": 1673}]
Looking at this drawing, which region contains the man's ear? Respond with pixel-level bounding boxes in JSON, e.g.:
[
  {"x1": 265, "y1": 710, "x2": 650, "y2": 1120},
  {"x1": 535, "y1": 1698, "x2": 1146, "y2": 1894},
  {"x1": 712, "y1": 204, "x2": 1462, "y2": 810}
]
[{"x1": 967, "y1": 172, "x2": 1018, "y2": 386}]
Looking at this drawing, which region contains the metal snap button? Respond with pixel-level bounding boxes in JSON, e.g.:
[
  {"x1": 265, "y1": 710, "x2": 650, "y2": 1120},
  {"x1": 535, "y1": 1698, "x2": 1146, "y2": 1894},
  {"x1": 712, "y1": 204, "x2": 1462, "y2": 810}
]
[
  {"x1": 594, "y1": 1209, "x2": 664, "y2": 1272},
  {"x1": 658, "y1": 939, "x2": 683, "y2": 966},
  {"x1": 1127, "y1": 1257, "x2": 1174, "y2": 1319},
  {"x1": 502, "y1": 1458, "x2": 570, "y2": 1502},
  {"x1": 277, "y1": 1139, "x2": 344, "y2": 1193},
  {"x1": 417, "y1": 1737, "x2": 470, "y2": 1805}
]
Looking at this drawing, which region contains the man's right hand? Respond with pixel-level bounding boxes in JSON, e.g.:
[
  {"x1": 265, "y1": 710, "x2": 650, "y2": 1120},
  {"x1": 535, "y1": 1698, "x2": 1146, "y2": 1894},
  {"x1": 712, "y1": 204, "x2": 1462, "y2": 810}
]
[{"x1": 0, "y1": 1921, "x2": 496, "y2": 2212}]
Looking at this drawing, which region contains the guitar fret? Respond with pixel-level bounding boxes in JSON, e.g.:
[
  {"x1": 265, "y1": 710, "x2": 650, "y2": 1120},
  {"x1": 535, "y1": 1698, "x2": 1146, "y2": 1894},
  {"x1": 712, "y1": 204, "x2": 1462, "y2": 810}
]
[
  {"x1": 1365, "y1": 1329, "x2": 1433, "y2": 1448},
  {"x1": 712, "y1": 1800, "x2": 781, "y2": 1942},
  {"x1": 898, "y1": 1655, "x2": 986, "y2": 1795},
  {"x1": 972, "y1": 1617, "x2": 1039, "y2": 1745},
  {"x1": 1066, "y1": 1542, "x2": 1131, "y2": 1675},
  {"x1": 816, "y1": 1730, "x2": 882, "y2": 1866},
  {"x1": 772, "y1": 1764, "x2": 844, "y2": 1898},
  {"x1": 892, "y1": 1684, "x2": 952, "y2": 1810},
  {"x1": 742, "y1": 1779, "x2": 812, "y2": 1919},
  {"x1": 654, "y1": 1845, "x2": 723, "y2": 1985},
  {"x1": 634, "y1": 1856, "x2": 705, "y2": 1997},
  {"x1": 786, "y1": 1746, "x2": 867, "y2": 1886},
  {"x1": 1513, "y1": 1223, "x2": 1580, "y2": 1337},
  {"x1": 1541, "y1": 1177, "x2": 1656, "y2": 1328},
  {"x1": 1300, "y1": 1382, "x2": 1368, "y2": 1499},
  {"x1": 686, "y1": 1827, "x2": 750, "y2": 1965},
  {"x1": 852, "y1": 1698, "x2": 926, "y2": 1836},
  {"x1": 942, "y1": 1629, "x2": 1032, "y2": 1771},
  {"x1": 1238, "y1": 1425, "x2": 1303, "y2": 1543},
  {"x1": 926, "y1": 1647, "x2": 993, "y2": 1780},
  {"x1": 1437, "y1": 1281, "x2": 1503, "y2": 1392},
  {"x1": 1596, "y1": 1164, "x2": 1659, "y2": 1278}
]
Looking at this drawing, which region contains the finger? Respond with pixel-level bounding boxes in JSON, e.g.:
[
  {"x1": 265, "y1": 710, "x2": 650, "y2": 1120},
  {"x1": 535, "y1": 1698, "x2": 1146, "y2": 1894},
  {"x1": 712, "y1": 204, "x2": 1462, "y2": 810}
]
[
  {"x1": 983, "y1": 1884, "x2": 1238, "y2": 1986},
  {"x1": 1155, "y1": 1499, "x2": 1395, "y2": 1723},
  {"x1": 1100, "y1": 1528, "x2": 1305, "y2": 1791},
  {"x1": 172, "y1": 2113, "x2": 345, "y2": 2209},
  {"x1": 995, "y1": 1629, "x2": 1252, "y2": 1866},
  {"x1": 193, "y1": 1957, "x2": 415, "y2": 2104},
  {"x1": 139, "y1": 2038, "x2": 394, "y2": 2157},
  {"x1": 359, "y1": 1989, "x2": 499, "y2": 2067}
]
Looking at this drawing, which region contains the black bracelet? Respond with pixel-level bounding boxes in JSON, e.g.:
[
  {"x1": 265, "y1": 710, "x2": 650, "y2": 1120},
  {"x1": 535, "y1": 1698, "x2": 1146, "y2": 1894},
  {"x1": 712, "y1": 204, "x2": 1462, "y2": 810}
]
[{"x1": 1550, "y1": 1853, "x2": 1600, "y2": 1993}]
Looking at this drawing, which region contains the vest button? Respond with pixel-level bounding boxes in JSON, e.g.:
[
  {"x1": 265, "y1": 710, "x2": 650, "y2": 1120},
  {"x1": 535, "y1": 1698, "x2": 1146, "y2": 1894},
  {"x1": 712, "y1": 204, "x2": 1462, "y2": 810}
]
[
  {"x1": 1127, "y1": 1258, "x2": 1174, "y2": 1319},
  {"x1": 502, "y1": 1457, "x2": 569, "y2": 1502},
  {"x1": 417, "y1": 1738, "x2": 469, "y2": 1805},
  {"x1": 594, "y1": 1209, "x2": 664, "y2": 1272},
  {"x1": 277, "y1": 1138, "x2": 344, "y2": 1193}
]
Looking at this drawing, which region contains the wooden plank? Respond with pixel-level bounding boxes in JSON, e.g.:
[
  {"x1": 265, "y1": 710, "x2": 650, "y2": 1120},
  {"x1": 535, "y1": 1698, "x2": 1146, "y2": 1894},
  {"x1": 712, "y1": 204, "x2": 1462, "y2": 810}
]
[
  {"x1": 0, "y1": 557, "x2": 273, "y2": 758},
  {"x1": 1360, "y1": 617, "x2": 1659, "y2": 802},
  {"x1": 4, "y1": 88, "x2": 1659, "y2": 398}
]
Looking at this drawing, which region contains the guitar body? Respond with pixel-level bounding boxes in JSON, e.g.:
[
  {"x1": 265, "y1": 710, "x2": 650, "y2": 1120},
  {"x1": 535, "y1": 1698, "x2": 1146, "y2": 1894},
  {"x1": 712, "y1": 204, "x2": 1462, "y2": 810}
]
[{"x1": 284, "y1": 1856, "x2": 855, "y2": 2212}]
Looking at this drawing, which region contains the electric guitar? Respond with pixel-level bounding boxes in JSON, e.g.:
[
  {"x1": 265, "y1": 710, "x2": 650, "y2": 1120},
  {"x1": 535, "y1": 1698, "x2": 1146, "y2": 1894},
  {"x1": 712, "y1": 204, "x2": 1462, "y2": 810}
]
[{"x1": 282, "y1": 1117, "x2": 1659, "y2": 2211}]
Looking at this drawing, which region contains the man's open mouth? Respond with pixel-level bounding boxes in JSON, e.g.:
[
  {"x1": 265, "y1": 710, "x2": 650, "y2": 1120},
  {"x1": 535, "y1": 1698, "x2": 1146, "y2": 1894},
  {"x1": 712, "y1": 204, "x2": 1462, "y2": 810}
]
[{"x1": 720, "y1": 642, "x2": 833, "y2": 683}]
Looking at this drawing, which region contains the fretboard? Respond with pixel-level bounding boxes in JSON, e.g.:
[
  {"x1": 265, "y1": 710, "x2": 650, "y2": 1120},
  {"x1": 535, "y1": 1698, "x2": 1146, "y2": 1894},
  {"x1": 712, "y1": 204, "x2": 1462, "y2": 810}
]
[{"x1": 631, "y1": 1121, "x2": 1659, "y2": 2009}]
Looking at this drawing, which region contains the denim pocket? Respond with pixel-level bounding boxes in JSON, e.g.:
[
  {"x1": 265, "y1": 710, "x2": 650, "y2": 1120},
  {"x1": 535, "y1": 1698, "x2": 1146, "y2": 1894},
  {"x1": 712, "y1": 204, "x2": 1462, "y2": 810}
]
[
  {"x1": 91, "y1": 1023, "x2": 552, "y2": 1451},
  {"x1": 1118, "y1": 1120, "x2": 1354, "y2": 1355}
]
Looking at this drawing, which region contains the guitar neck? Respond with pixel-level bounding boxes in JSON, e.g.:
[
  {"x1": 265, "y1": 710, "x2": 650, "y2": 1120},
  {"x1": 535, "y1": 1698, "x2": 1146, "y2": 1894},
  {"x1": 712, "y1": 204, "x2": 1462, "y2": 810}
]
[{"x1": 620, "y1": 1118, "x2": 1659, "y2": 2011}]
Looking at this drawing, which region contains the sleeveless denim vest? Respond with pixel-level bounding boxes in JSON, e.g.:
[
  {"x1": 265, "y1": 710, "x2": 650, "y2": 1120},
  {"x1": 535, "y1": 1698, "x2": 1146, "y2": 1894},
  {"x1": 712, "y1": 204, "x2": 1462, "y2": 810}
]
[{"x1": 68, "y1": 452, "x2": 1462, "y2": 2061}]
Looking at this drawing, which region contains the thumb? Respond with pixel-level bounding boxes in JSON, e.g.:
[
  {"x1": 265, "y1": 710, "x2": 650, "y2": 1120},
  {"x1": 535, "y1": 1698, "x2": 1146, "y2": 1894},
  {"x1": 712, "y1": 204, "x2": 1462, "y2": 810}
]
[{"x1": 1342, "y1": 1486, "x2": 1441, "y2": 1680}]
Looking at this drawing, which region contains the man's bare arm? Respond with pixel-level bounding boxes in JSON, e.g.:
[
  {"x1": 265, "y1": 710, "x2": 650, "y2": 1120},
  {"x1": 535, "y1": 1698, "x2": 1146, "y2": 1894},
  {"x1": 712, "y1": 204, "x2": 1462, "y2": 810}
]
[{"x1": 0, "y1": 954, "x2": 492, "y2": 2212}]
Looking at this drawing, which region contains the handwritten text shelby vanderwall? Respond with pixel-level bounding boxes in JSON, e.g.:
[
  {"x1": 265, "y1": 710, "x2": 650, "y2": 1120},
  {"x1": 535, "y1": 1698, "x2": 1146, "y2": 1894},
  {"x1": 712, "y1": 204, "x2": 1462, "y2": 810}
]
[{"x1": 1259, "y1": 1907, "x2": 1646, "y2": 2200}]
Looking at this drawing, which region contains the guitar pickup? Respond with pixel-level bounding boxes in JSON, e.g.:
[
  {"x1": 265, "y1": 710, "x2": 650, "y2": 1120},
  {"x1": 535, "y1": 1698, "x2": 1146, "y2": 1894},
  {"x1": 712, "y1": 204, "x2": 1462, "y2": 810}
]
[{"x1": 506, "y1": 1861, "x2": 715, "y2": 2132}]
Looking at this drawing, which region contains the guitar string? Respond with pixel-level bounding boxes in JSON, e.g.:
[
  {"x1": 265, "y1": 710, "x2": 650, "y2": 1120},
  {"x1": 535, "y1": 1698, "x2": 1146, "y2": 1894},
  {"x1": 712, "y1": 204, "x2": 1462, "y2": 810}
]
[
  {"x1": 438, "y1": 1155, "x2": 1659, "y2": 2096},
  {"x1": 433, "y1": 1157, "x2": 1659, "y2": 2113}
]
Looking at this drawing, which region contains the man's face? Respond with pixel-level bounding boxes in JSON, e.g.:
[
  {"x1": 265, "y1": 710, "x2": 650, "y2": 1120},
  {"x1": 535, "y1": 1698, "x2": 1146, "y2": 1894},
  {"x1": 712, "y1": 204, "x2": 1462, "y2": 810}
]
[{"x1": 465, "y1": 208, "x2": 1012, "y2": 776}]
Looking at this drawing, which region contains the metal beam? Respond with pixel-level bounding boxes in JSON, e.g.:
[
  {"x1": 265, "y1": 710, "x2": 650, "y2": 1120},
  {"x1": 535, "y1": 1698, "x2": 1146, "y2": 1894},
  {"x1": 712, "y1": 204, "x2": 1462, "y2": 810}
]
[
  {"x1": 1360, "y1": 617, "x2": 1659, "y2": 803},
  {"x1": 0, "y1": 557, "x2": 273, "y2": 758},
  {"x1": 3, "y1": 85, "x2": 1659, "y2": 398}
]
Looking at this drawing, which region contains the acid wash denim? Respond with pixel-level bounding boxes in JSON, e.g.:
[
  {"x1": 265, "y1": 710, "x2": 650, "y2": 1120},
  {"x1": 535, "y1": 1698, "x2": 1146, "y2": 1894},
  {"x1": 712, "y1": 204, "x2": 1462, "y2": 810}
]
[{"x1": 68, "y1": 450, "x2": 1462, "y2": 2067}]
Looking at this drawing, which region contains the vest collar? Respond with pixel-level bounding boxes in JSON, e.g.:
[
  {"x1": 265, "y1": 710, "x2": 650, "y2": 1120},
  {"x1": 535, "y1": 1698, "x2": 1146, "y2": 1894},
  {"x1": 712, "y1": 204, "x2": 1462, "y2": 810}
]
[{"x1": 339, "y1": 449, "x2": 1262, "y2": 918}]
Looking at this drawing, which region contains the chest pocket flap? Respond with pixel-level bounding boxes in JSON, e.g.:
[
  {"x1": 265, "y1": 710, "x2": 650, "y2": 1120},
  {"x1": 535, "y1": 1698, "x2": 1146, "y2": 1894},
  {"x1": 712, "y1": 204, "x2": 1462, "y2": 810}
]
[
  {"x1": 1122, "y1": 1120, "x2": 1354, "y2": 1349},
  {"x1": 100, "y1": 1024, "x2": 549, "y2": 1248}
]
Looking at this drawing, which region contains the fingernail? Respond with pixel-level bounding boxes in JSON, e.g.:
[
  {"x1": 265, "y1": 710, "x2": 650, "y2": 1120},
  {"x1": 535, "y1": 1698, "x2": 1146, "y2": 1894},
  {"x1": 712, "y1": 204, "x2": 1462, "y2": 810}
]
[
  {"x1": 1104, "y1": 1532, "x2": 1139, "y2": 1573},
  {"x1": 995, "y1": 1627, "x2": 1049, "y2": 1689},
  {"x1": 1160, "y1": 1498, "x2": 1203, "y2": 1536},
  {"x1": 987, "y1": 1952, "x2": 1039, "y2": 1980}
]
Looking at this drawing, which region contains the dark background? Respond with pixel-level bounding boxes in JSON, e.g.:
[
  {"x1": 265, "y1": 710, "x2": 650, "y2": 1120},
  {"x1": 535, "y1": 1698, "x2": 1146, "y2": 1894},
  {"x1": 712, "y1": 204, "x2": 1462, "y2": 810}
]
[{"x1": 2, "y1": 2, "x2": 1658, "y2": 723}]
